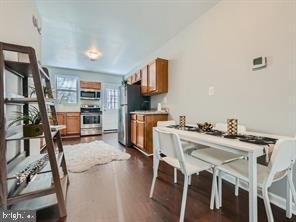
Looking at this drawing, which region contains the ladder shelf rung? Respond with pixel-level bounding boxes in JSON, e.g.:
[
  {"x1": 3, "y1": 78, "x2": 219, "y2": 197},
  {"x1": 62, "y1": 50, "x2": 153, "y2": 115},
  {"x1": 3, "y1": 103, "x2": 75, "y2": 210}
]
[
  {"x1": 8, "y1": 186, "x2": 55, "y2": 206},
  {"x1": 5, "y1": 60, "x2": 51, "y2": 80},
  {"x1": 5, "y1": 97, "x2": 55, "y2": 105},
  {"x1": 5, "y1": 60, "x2": 31, "y2": 77},
  {"x1": 10, "y1": 175, "x2": 69, "y2": 211},
  {"x1": 8, "y1": 172, "x2": 53, "y2": 205},
  {"x1": 6, "y1": 131, "x2": 58, "y2": 141}
]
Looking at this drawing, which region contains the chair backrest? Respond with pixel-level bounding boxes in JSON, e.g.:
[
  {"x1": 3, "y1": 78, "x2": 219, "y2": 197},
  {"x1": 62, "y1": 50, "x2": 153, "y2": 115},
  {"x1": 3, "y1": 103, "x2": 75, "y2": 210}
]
[
  {"x1": 157, "y1": 120, "x2": 176, "y2": 127},
  {"x1": 153, "y1": 121, "x2": 176, "y2": 158},
  {"x1": 214, "y1": 122, "x2": 247, "y2": 134},
  {"x1": 155, "y1": 128, "x2": 188, "y2": 174},
  {"x1": 265, "y1": 138, "x2": 296, "y2": 186}
]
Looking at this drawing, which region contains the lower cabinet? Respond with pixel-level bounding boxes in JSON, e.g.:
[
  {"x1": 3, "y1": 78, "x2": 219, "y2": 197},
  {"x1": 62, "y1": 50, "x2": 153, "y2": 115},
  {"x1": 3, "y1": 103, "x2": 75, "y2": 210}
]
[
  {"x1": 57, "y1": 112, "x2": 81, "y2": 137},
  {"x1": 130, "y1": 113, "x2": 168, "y2": 155},
  {"x1": 131, "y1": 118, "x2": 137, "y2": 145},
  {"x1": 136, "y1": 119, "x2": 145, "y2": 149}
]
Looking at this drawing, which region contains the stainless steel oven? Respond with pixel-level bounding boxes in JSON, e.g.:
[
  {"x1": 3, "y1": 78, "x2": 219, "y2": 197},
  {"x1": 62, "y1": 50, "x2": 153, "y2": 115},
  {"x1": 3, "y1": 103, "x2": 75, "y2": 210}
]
[
  {"x1": 80, "y1": 89, "x2": 101, "y2": 100},
  {"x1": 80, "y1": 105, "x2": 102, "y2": 136}
]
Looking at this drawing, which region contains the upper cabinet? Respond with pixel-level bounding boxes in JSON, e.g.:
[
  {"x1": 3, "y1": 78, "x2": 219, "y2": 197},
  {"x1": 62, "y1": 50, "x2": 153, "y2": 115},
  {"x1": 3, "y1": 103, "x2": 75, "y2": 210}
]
[
  {"x1": 80, "y1": 81, "x2": 101, "y2": 90},
  {"x1": 141, "y1": 66, "x2": 148, "y2": 95},
  {"x1": 128, "y1": 58, "x2": 168, "y2": 96}
]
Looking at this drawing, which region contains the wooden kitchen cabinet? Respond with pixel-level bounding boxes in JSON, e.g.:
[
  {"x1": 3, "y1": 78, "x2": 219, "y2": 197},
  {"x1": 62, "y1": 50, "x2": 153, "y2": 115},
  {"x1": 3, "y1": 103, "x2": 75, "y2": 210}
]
[
  {"x1": 80, "y1": 81, "x2": 101, "y2": 90},
  {"x1": 57, "y1": 113, "x2": 67, "y2": 136},
  {"x1": 130, "y1": 113, "x2": 168, "y2": 155},
  {"x1": 65, "y1": 113, "x2": 80, "y2": 135},
  {"x1": 131, "y1": 115, "x2": 137, "y2": 145},
  {"x1": 147, "y1": 58, "x2": 168, "y2": 95},
  {"x1": 136, "y1": 115, "x2": 145, "y2": 149},
  {"x1": 128, "y1": 75, "x2": 133, "y2": 85},
  {"x1": 140, "y1": 66, "x2": 148, "y2": 95},
  {"x1": 134, "y1": 71, "x2": 141, "y2": 82},
  {"x1": 57, "y1": 112, "x2": 80, "y2": 137},
  {"x1": 127, "y1": 58, "x2": 168, "y2": 96}
]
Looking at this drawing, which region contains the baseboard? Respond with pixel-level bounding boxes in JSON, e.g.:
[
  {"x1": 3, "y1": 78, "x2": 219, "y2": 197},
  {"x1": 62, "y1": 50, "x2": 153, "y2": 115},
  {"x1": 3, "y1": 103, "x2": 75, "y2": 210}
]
[
  {"x1": 103, "y1": 129, "x2": 117, "y2": 134},
  {"x1": 133, "y1": 146, "x2": 153, "y2": 157},
  {"x1": 220, "y1": 172, "x2": 296, "y2": 214}
]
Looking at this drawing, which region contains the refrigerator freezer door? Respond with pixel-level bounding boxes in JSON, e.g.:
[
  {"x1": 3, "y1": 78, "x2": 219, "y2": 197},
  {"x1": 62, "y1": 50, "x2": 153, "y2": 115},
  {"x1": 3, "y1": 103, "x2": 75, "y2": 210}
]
[{"x1": 118, "y1": 105, "x2": 127, "y2": 145}]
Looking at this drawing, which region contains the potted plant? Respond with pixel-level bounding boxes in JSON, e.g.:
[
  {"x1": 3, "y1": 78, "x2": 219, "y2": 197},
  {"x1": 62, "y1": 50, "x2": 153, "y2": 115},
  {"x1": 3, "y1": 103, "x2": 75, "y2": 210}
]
[
  {"x1": 9, "y1": 106, "x2": 43, "y2": 137},
  {"x1": 121, "y1": 79, "x2": 128, "y2": 89}
]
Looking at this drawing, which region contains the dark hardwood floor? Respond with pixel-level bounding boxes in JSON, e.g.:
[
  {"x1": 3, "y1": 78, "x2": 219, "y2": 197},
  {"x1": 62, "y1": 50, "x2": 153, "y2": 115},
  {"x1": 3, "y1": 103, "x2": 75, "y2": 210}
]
[{"x1": 37, "y1": 133, "x2": 295, "y2": 222}]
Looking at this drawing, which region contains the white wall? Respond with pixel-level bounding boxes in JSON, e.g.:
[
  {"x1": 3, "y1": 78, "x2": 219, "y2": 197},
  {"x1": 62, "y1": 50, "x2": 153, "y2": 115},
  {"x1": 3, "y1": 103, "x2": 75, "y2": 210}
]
[
  {"x1": 132, "y1": 0, "x2": 296, "y2": 137},
  {"x1": 0, "y1": 0, "x2": 41, "y2": 59},
  {"x1": 130, "y1": 0, "x2": 296, "y2": 199},
  {"x1": 48, "y1": 66, "x2": 122, "y2": 112}
]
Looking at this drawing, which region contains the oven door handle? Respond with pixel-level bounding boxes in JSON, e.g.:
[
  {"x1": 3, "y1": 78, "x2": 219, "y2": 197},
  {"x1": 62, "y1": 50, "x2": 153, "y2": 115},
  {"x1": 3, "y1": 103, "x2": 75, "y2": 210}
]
[{"x1": 81, "y1": 113, "x2": 101, "y2": 116}]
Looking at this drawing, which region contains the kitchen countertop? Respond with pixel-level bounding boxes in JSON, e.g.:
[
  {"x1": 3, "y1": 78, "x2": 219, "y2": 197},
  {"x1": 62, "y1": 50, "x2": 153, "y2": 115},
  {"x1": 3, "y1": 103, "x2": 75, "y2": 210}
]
[{"x1": 130, "y1": 111, "x2": 169, "y2": 115}]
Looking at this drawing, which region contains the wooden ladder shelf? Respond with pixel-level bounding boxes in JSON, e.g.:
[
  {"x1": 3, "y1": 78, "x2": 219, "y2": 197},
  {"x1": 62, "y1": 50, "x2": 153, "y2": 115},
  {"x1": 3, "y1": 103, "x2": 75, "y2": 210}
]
[{"x1": 0, "y1": 42, "x2": 69, "y2": 217}]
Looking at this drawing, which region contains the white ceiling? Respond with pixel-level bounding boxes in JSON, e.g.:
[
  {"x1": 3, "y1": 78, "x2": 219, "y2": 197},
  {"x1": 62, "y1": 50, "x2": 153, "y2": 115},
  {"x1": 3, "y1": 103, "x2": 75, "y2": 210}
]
[{"x1": 36, "y1": 0, "x2": 219, "y2": 75}]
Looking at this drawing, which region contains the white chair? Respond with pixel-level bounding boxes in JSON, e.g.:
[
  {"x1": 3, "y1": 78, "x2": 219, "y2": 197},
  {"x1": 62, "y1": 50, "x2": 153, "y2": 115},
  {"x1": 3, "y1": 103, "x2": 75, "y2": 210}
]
[
  {"x1": 191, "y1": 123, "x2": 246, "y2": 208},
  {"x1": 150, "y1": 128, "x2": 214, "y2": 222},
  {"x1": 213, "y1": 138, "x2": 296, "y2": 222},
  {"x1": 157, "y1": 120, "x2": 197, "y2": 184}
]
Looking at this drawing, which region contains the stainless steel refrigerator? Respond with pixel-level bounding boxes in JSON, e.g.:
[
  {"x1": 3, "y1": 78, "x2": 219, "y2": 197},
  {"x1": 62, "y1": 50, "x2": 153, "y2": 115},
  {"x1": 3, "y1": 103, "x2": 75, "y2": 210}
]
[{"x1": 118, "y1": 84, "x2": 150, "y2": 146}]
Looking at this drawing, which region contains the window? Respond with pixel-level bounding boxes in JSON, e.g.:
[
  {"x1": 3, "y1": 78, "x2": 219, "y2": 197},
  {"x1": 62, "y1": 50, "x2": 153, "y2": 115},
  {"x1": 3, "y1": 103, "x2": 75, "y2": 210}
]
[
  {"x1": 105, "y1": 88, "x2": 119, "y2": 110},
  {"x1": 56, "y1": 75, "x2": 79, "y2": 104}
]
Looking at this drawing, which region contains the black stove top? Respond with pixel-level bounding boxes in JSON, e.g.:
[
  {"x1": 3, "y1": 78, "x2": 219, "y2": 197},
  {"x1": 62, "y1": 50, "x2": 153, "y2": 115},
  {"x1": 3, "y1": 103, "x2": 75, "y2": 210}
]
[{"x1": 166, "y1": 125, "x2": 277, "y2": 146}]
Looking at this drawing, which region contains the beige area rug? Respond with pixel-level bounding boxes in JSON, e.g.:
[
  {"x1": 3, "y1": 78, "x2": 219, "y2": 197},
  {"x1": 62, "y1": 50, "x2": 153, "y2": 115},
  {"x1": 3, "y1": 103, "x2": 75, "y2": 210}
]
[{"x1": 63, "y1": 140, "x2": 131, "y2": 173}]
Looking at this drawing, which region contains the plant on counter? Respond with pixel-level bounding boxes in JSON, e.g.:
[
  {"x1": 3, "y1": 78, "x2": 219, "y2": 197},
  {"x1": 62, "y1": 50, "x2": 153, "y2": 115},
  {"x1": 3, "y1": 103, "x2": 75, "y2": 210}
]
[
  {"x1": 121, "y1": 79, "x2": 128, "y2": 88},
  {"x1": 8, "y1": 106, "x2": 44, "y2": 137}
]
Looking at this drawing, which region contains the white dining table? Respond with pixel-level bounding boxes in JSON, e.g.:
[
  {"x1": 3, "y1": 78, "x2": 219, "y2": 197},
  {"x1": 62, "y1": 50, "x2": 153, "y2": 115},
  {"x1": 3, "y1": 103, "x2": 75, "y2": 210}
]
[{"x1": 153, "y1": 125, "x2": 286, "y2": 222}]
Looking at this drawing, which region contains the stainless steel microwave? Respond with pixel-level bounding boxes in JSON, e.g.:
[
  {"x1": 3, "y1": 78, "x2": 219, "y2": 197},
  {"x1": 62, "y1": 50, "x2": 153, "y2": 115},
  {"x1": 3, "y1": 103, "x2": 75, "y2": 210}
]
[{"x1": 80, "y1": 89, "x2": 101, "y2": 100}]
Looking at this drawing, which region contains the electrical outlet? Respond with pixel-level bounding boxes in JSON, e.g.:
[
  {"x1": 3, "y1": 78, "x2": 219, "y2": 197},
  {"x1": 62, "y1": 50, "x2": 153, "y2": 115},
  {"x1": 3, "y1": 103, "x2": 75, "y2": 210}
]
[{"x1": 208, "y1": 86, "x2": 215, "y2": 96}]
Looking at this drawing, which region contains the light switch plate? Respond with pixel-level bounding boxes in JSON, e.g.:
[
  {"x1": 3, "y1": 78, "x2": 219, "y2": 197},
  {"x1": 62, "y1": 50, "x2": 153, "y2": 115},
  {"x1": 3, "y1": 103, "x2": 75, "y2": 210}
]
[{"x1": 208, "y1": 86, "x2": 215, "y2": 96}]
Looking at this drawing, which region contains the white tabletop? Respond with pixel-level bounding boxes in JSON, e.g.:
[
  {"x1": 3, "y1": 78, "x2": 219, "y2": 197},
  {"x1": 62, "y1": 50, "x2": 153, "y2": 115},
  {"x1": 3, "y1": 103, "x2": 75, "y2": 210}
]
[{"x1": 155, "y1": 126, "x2": 288, "y2": 156}]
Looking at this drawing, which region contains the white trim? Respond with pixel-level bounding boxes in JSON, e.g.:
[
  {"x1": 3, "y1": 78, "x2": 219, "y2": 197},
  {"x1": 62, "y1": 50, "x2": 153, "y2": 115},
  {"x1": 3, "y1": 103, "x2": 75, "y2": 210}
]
[{"x1": 133, "y1": 145, "x2": 153, "y2": 156}]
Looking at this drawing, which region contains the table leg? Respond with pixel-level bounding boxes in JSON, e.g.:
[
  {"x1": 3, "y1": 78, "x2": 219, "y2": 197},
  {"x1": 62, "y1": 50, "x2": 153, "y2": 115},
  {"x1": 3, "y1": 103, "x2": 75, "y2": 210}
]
[
  {"x1": 286, "y1": 173, "x2": 292, "y2": 218},
  {"x1": 248, "y1": 152, "x2": 258, "y2": 222}
]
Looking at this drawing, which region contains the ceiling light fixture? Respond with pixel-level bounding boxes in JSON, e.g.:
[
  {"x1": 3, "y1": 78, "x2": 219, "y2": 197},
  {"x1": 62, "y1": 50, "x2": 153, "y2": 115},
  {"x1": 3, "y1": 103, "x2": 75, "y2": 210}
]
[{"x1": 85, "y1": 48, "x2": 102, "y2": 61}]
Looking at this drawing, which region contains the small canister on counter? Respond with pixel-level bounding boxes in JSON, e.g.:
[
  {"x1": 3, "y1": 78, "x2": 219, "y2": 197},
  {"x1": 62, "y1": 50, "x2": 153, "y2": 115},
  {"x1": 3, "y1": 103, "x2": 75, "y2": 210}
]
[
  {"x1": 179, "y1": 116, "x2": 186, "y2": 129},
  {"x1": 227, "y1": 118, "x2": 238, "y2": 135}
]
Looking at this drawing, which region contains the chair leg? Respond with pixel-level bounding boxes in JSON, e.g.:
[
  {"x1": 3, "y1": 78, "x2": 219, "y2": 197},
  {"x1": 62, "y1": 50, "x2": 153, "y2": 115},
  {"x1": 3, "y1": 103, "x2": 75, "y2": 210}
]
[
  {"x1": 179, "y1": 175, "x2": 189, "y2": 222},
  {"x1": 288, "y1": 171, "x2": 296, "y2": 216},
  {"x1": 235, "y1": 177, "x2": 239, "y2": 196},
  {"x1": 286, "y1": 175, "x2": 292, "y2": 218},
  {"x1": 174, "y1": 168, "x2": 178, "y2": 184},
  {"x1": 149, "y1": 159, "x2": 159, "y2": 198},
  {"x1": 210, "y1": 168, "x2": 218, "y2": 210},
  {"x1": 262, "y1": 186, "x2": 274, "y2": 222},
  {"x1": 188, "y1": 175, "x2": 192, "y2": 186},
  {"x1": 218, "y1": 171, "x2": 222, "y2": 207}
]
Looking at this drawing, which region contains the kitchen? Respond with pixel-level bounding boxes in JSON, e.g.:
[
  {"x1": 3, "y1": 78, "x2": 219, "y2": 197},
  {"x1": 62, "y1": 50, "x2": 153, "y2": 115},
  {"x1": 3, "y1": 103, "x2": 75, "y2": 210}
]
[{"x1": 49, "y1": 67, "x2": 122, "y2": 139}]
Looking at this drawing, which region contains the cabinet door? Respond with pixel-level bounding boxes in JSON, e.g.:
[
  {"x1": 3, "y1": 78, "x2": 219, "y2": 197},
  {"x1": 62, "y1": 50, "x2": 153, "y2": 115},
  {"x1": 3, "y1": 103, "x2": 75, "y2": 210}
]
[
  {"x1": 128, "y1": 76, "x2": 133, "y2": 85},
  {"x1": 148, "y1": 61, "x2": 157, "y2": 92},
  {"x1": 136, "y1": 120, "x2": 145, "y2": 149},
  {"x1": 135, "y1": 71, "x2": 141, "y2": 82},
  {"x1": 66, "y1": 113, "x2": 80, "y2": 135},
  {"x1": 57, "y1": 113, "x2": 66, "y2": 136},
  {"x1": 80, "y1": 81, "x2": 101, "y2": 90},
  {"x1": 131, "y1": 119, "x2": 137, "y2": 145},
  {"x1": 141, "y1": 66, "x2": 148, "y2": 95}
]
